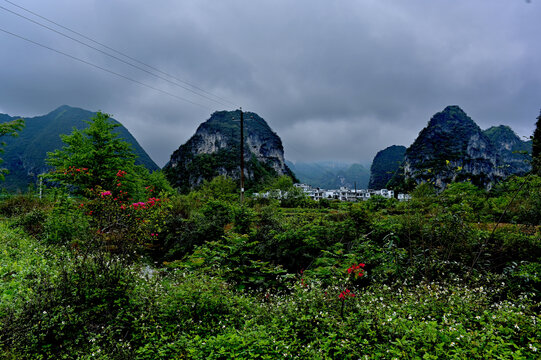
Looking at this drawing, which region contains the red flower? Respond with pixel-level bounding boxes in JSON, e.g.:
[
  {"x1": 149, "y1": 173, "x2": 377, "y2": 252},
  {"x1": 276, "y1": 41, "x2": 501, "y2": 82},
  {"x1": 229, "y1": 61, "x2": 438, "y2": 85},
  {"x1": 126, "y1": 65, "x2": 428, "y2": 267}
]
[{"x1": 339, "y1": 289, "x2": 355, "y2": 299}]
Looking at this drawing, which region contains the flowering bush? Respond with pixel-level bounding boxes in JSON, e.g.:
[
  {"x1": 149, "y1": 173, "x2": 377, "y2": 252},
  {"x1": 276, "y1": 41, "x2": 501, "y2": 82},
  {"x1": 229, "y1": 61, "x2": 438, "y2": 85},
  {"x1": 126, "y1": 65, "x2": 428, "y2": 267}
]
[
  {"x1": 338, "y1": 288, "x2": 355, "y2": 299},
  {"x1": 347, "y1": 262, "x2": 366, "y2": 278},
  {"x1": 73, "y1": 169, "x2": 171, "y2": 255}
]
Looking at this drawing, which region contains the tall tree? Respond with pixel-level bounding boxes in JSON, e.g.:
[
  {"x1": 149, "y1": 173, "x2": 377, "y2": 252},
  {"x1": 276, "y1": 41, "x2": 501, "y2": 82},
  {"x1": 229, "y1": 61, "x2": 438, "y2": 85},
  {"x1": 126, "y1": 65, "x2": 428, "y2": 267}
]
[
  {"x1": 533, "y1": 109, "x2": 541, "y2": 175},
  {"x1": 0, "y1": 118, "x2": 25, "y2": 181},
  {"x1": 46, "y1": 112, "x2": 143, "y2": 196}
]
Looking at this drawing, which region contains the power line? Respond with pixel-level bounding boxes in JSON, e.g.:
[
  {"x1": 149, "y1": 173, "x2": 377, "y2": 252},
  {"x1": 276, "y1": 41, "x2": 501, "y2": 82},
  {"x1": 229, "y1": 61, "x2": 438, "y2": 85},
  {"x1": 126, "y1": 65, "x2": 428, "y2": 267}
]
[
  {"x1": 1, "y1": 0, "x2": 238, "y2": 108},
  {"x1": 0, "y1": 26, "x2": 213, "y2": 110}
]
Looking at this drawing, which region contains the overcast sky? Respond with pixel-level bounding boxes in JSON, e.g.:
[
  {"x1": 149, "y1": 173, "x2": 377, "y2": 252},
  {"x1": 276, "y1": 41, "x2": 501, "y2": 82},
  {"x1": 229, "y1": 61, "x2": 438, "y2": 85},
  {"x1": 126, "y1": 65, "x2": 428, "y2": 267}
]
[{"x1": 1, "y1": 0, "x2": 540, "y2": 167}]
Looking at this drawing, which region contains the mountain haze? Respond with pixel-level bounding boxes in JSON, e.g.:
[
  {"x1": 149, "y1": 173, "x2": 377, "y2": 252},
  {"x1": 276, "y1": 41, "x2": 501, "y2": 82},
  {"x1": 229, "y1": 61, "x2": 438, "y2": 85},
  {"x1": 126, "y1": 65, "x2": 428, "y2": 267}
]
[{"x1": 287, "y1": 161, "x2": 370, "y2": 189}]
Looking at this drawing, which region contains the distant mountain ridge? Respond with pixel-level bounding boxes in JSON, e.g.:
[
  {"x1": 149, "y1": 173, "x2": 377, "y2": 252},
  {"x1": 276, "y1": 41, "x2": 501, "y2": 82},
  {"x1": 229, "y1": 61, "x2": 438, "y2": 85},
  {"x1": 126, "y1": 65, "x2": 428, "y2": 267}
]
[
  {"x1": 286, "y1": 161, "x2": 370, "y2": 189},
  {"x1": 164, "y1": 110, "x2": 296, "y2": 192},
  {"x1": 0, "y1": 105, "x2": 159, "y2": 191}
]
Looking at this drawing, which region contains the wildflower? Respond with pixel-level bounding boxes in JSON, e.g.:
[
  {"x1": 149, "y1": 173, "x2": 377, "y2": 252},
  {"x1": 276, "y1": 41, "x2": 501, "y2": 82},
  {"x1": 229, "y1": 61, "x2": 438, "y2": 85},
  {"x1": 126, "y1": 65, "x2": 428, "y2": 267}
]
[
  {"x1": 339, "y1": 289, "x2": 355, "y2": 299},
  {"x1": 100, "y1": 191, "x2": 112, "y2": 197}
]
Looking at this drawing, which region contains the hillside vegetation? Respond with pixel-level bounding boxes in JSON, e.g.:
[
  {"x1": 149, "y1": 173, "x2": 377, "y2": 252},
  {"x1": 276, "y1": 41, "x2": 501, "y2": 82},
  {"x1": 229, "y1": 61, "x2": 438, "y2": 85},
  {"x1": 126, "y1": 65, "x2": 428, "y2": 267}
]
[
  {"x1": 0, "y1": 105, "x2": 158, "y2": 192},
  {"x1": 0, "y1": 113, "x2": 540, "y2": 359}
]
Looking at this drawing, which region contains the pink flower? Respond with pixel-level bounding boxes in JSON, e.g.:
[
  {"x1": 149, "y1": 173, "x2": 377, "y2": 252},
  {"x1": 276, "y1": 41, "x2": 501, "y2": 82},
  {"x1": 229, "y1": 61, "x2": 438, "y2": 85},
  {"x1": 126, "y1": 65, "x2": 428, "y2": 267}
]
[{"x1": 100, "y1": 191, "x2": 112, "y2": 197}]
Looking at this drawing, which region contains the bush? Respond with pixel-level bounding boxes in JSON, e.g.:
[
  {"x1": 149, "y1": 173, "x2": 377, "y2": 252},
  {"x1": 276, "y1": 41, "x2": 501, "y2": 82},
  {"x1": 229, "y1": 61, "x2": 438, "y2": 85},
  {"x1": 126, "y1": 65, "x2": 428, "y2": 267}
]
[
  {"x1": 43, "y1": 194, "x2": 91, "y2": 246},
  {"x1": 0, "y1": 194, "x2": 50, "y2": 218},
  {"x1": 2, "y1": 253, "x2": 138, "y2": 359}
]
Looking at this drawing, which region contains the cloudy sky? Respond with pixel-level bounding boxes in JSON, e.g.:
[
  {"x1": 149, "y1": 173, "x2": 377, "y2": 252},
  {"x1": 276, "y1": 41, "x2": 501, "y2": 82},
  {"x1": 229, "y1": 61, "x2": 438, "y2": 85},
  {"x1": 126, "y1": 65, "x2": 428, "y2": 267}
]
[{"x1": 1, "y1": 0, "x2": 540, "y2": 167}]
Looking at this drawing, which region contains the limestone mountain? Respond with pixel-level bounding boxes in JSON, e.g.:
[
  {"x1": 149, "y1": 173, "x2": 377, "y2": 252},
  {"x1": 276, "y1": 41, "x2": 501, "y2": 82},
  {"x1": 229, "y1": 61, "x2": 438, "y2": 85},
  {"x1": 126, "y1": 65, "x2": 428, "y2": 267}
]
[
  {"x1": 164, "y1": 110, "x2": 296, "y2": 192},
  {"x1": 0, "y1": 105, "x2": 159, "y2": 191},
  {"x1": 287, "y1": 161, "x2": 370, "y2": 189},
  {"x1": 368, "y1": 145, "x2": 406, "y2": 189},
  {"x1": 402, "y1": 105, "x2": 531, "y2": 189},
  {"x1": 483, "y1": 125, "x2": 532, "y2": 175}
]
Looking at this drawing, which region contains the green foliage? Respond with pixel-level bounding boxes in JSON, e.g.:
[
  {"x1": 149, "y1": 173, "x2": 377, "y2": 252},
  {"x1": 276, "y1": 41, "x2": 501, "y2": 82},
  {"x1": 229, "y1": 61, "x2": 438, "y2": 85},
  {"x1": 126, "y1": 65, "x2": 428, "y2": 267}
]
[
  {"x1": 163, "y1": 198, "x2": 234, "y2": 260},
  {"x1": 1, "y1": 106, "x2": 158, "y2": 192},
  {"x1": 1, "y1": 251, "x2": 138, "y2": 359},
  {"x1": 2, "y1": 166, "x2": 541, "y2": 358},
  {"x1": 532, "y1": 110, "x2": 541, "y2": 175},
  {"x1": 45, "y1": 111, "x2": 154, "y2": 198},
  {"x1": 0, "y1": 193, "x2": 48, "y2": 218},
  {"x1": 198, "y1": 175, "x2": 238, "y2": 202},
  {"x1": 0, "y1": 118, "x2": 24, "y2": 181}
]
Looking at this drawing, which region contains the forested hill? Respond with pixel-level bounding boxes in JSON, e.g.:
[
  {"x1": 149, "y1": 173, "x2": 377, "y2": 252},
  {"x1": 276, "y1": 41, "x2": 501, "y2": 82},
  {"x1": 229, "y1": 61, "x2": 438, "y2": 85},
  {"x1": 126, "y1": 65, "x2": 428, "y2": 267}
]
[
  {"x1": 377, "y1": 106, "x2": 533, "y2": 191},
  {"x1": 368, "y1": 145, "x2": 406, "y2": 189},
  {"x1": 402, "y1": 105, "x2": 532, "y2": 189},
  {"x1": 0, "y1": 105, "x2": 158, "y2": 191}
]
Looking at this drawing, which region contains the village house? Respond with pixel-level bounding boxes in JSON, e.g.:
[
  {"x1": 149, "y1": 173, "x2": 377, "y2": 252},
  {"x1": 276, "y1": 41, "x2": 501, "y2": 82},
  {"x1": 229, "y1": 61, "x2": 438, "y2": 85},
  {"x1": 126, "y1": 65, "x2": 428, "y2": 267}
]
[{"x1": 255, "y1": 184, "x2": 409, "y2": 202}]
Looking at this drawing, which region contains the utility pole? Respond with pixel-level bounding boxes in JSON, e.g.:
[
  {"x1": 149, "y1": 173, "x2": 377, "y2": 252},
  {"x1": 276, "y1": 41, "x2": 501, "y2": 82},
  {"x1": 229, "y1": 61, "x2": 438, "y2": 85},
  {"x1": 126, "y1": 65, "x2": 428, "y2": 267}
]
[{"x1": 239, "y1": 108, "x2": 245, "y2": 204}]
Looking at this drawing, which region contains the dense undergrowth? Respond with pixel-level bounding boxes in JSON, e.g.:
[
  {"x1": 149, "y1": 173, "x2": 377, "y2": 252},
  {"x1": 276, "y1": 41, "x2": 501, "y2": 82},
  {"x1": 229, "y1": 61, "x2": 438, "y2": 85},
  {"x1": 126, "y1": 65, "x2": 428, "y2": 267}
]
[{"x1": 1, "y1": 174, "x2": 540, "y2": 359}]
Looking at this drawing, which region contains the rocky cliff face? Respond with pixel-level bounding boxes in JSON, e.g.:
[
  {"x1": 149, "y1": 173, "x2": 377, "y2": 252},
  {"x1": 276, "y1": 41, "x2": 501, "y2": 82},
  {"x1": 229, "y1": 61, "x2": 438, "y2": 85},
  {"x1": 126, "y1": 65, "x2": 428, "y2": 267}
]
[
  {"x1": 483, "y1": 125, "x2": 532, "y2": 175},
  {"x1": 164, "y1": 110, "x2": 296, "y2": 191},
  {"x1": 403, "y1": 106, "x2": 505, "y2": 189}
]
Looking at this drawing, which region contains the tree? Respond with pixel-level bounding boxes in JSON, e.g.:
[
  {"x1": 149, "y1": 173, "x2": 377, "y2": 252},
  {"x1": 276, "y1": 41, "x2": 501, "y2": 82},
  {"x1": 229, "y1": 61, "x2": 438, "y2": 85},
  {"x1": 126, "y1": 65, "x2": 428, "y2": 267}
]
[
  {"x1": 46, "y1": 112, "x2": 143, "y2": 196},
  {"x1": 0, "y1": 118, "x2": 25, "y2": 181},
  {"x1": 532, "y1": 109, "x2": 541, "y2": 175}
]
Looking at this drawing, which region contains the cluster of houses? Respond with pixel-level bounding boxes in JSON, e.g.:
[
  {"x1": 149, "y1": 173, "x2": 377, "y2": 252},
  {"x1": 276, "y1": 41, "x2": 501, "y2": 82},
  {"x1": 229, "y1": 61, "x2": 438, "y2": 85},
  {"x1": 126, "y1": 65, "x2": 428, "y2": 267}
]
[{"x1": 254, "y1": 183, "x2": 411, "y2": 202}]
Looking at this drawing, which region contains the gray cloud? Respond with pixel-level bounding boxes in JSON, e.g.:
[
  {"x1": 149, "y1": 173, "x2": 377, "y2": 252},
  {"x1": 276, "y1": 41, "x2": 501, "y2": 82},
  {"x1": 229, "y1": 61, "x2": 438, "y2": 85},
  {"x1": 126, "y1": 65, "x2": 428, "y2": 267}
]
[{"x1": 1, "y1": 0, "x2": 539, "y2": 167}]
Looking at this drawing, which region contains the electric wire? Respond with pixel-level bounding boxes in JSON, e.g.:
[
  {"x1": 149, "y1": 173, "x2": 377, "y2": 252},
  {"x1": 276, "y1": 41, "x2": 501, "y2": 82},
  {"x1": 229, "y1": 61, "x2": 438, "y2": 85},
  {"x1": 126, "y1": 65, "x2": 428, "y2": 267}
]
[
  {"x1": 0, "y1": 27, "x2": 213, "y2": 110},
  {"x1": 0, "y1": 3, "x2": 234, "y2": 108},
  {"x1": 2, "y1": 0, "x2": 237, "y2": 107}
]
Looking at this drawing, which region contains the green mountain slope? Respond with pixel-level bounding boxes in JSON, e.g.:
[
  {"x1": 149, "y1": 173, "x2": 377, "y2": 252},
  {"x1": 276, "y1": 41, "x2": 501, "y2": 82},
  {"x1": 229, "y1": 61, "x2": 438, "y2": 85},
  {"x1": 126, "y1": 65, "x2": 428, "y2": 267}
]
[
  {"x1": 368, "y1": 145, "x2": 406, "y2": 189},
  {"x1": 0, "y1": 105, "x2": 158, "y2": 191},
  {"x1": 400, "y1": 105, "x2": 532, "y2": 189}
]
